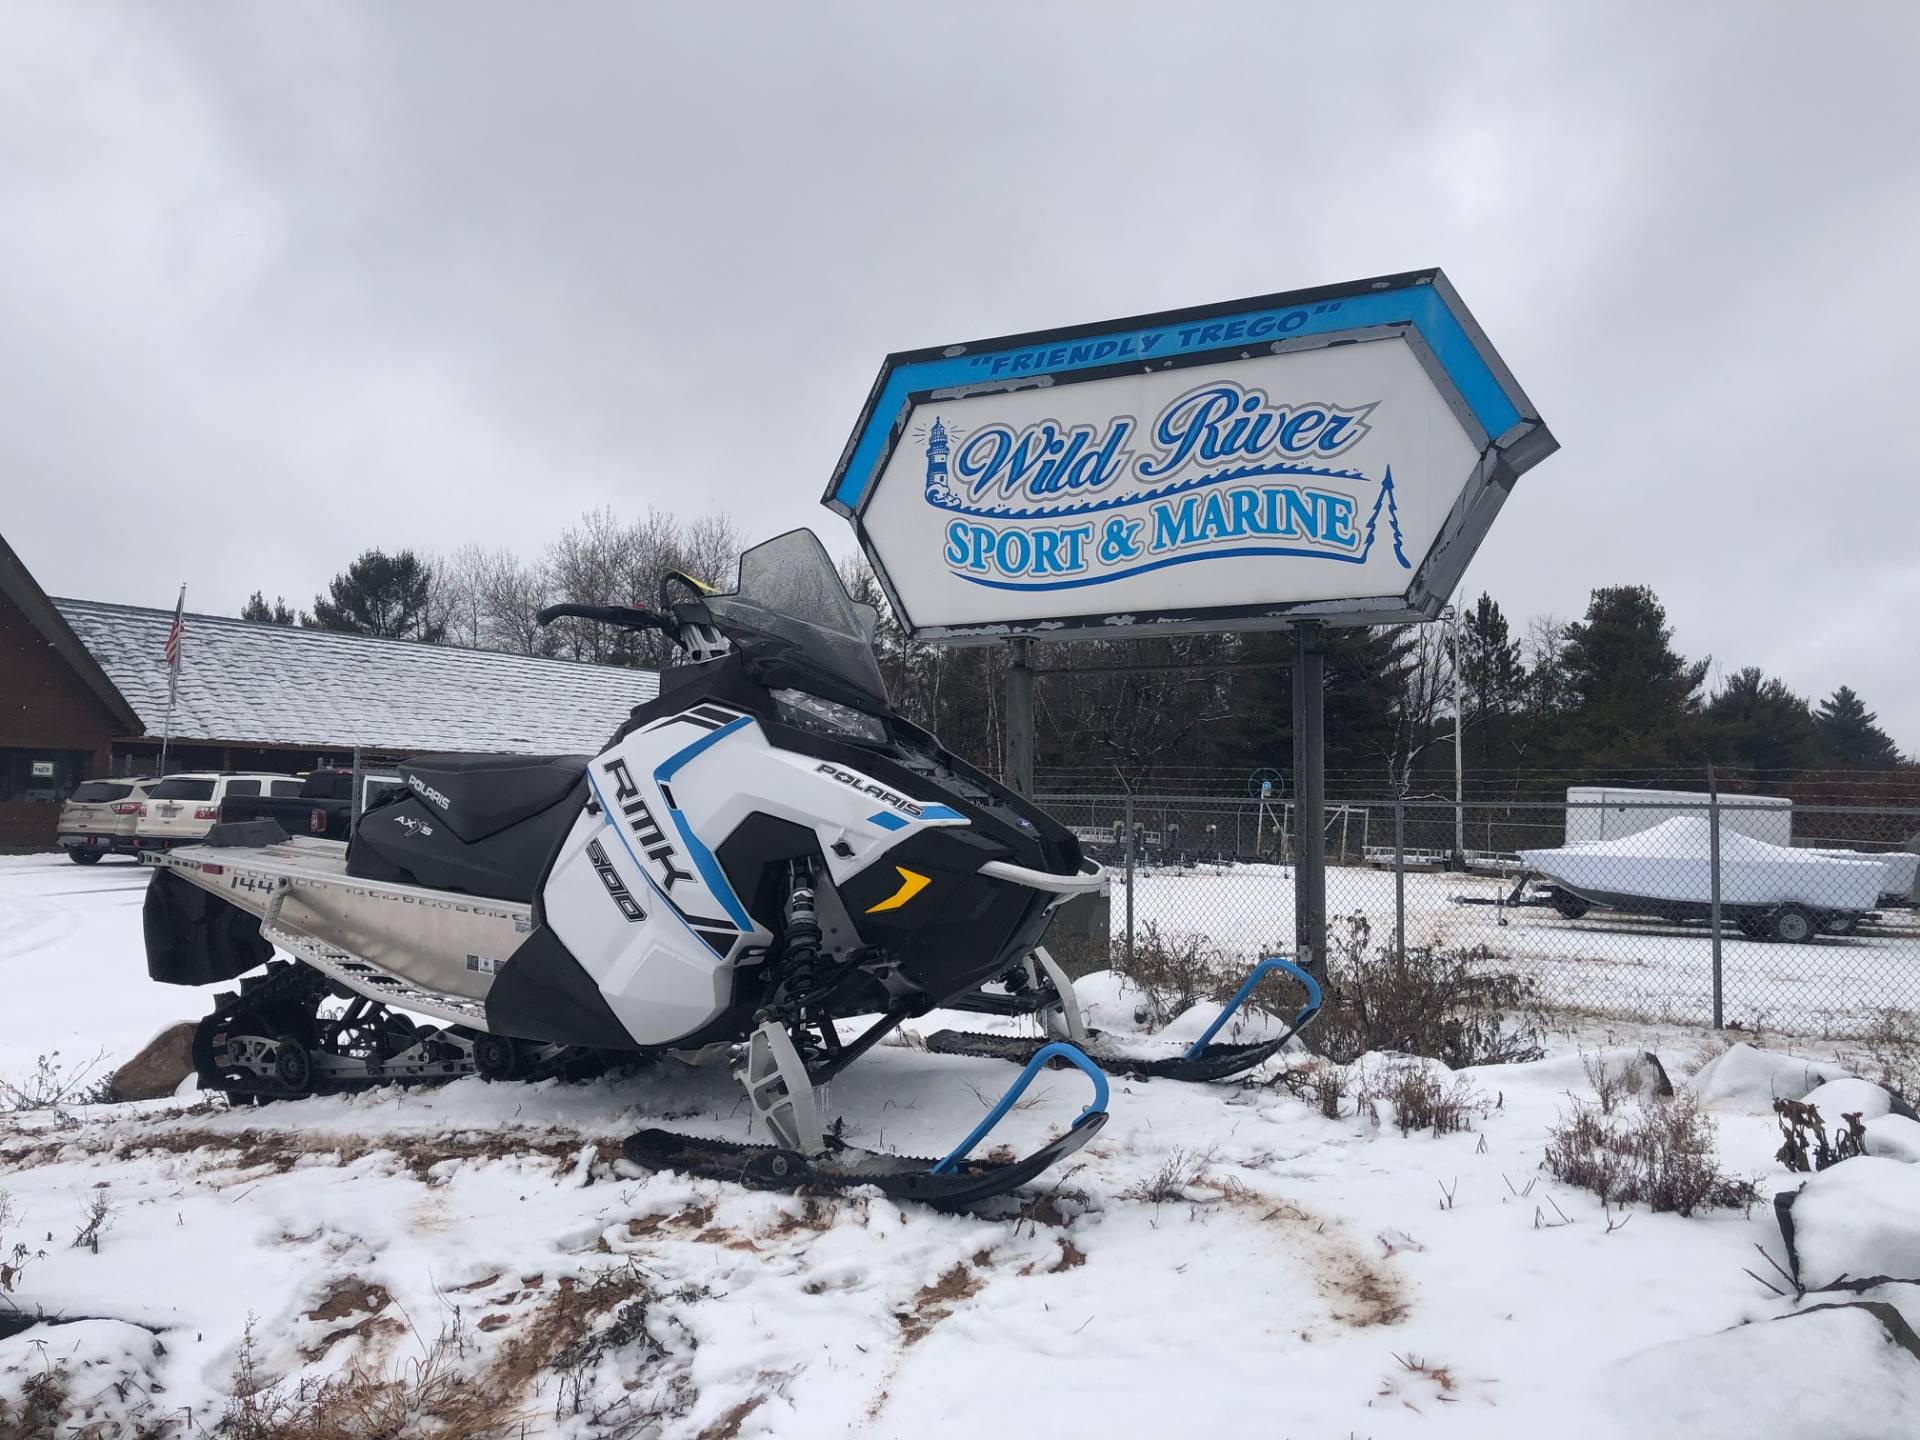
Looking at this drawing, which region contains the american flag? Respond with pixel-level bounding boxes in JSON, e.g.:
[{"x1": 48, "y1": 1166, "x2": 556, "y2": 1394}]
[{"x1": 164, "y1": 586, "x2": 185, "y2": 670}]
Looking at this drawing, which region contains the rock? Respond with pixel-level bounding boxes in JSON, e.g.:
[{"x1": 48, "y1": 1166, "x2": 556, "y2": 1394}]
[
  {"x1": 109, "y1": 1022, "x2": 197, "y2": 1101},
  {"x1": 1865, "y1": 1114, "x2": 1920, "y2": 1164},
  {"x1": 1779, "y1": 1157, "x2": 1920, "y2": 1289},
  {"x1": 1687, "y1": 1042, "x2": 1850, "y2": 1111},
  {"x1": 1600, "y1": 1303, "x2": 1920, "y2": 1437},
  {"x1": 1804, "y1": 1076, "x2": 1896, "y2": 1122}
]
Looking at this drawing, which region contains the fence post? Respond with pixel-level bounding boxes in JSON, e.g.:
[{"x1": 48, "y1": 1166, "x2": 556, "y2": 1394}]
[
  {"x1": 1393, "y1": 799, "x2": 1406, "y2": 959},
  {"x1": 1707, "y1": 763, "x2": 1724, "y2": 1029},
  {"x1": 1123, "y1": 790, "x2": 1136, "y2": 971}
]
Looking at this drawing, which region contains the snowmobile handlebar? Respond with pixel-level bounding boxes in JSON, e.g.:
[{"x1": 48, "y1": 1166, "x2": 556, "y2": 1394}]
[{"x1": 535, "y1": 602, "x2": 677, "y2": 638}]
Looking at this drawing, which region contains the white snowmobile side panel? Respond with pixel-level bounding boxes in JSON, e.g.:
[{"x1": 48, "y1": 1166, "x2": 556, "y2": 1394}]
[
  {"x1": 544, "y1": 704, "x2": 974, "y2": 1048},
  {"x1": 543, "y1": 807, "x2": 755, "y2": 1046}
]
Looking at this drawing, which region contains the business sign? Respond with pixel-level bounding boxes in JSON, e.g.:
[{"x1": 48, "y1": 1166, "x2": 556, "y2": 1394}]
[{"x1": 824, "y1": 270, "x2": 1555, "y2": 642}]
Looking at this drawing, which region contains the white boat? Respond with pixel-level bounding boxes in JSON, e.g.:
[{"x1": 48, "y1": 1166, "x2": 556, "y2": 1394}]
[
  {"x1": 1806, "y1": 849, "x2": 1919, "y2": 903},
  {"x1": 1518, "y1": 816, "x2": 1884, "y2": 942}
]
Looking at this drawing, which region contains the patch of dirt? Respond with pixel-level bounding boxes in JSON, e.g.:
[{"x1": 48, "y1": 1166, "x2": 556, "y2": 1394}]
[
  {"x1": 897, "y1": 1264, "x2": 985, "y2": 1345},
  {"x1": 1051, "y1": 1239, "x2": 1087, "y2": 1273},
  {"x1": 1230, "y1": 1191, "x2": 1408, "y2": 1328},
  {"x1": 621, "y1": 1201, "x2": 717, "y2": 1241},
  {"x1": 491, "y1": 1265, "x2": 656, "y2": 1394},
  {"x1": 0, "y1": 1124, "x2": 603, "y2": 1183},
  {"x1": 307, "y1": 1278, "x2": 391, "y2": 1324},
  {"x1": 302, "y1": 1278, "x2": 400, "y2": 1359},
  {"x1": 696, "y1": 1394, "x2": 767, "y2": 1440}
]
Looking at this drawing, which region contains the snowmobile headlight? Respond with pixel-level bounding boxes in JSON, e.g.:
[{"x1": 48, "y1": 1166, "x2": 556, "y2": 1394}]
[{"x1": 772, "y1": 688, "x2": 887, "y2": 744}]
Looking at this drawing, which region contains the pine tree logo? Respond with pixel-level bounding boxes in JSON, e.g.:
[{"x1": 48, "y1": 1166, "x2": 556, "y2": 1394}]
[{"x1": 1361, "y1": 466, "x2": 1411, "y2": 568}]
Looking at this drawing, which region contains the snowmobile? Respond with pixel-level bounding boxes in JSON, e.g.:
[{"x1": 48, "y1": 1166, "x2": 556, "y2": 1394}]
[{"x1": 141, "y1": 528, "x2": 1312, "y2": 1207}]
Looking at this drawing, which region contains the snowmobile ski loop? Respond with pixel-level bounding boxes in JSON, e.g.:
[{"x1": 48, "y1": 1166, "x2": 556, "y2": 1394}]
[
  {"x1": 1186, "y1": 956, "x2": 1321, "y2": 1057},
  {"x1": 926, "y1": 953, "x2": 1323, "y2": 1084},
  {"x1": 930, "y1": 1041, "x2": 1107, "y2": 1175}
]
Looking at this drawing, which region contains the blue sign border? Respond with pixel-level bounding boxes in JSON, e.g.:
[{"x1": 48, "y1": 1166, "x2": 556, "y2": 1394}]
[{"x1": 823, "y1": 269, "x2": 1555, "y2": 641}]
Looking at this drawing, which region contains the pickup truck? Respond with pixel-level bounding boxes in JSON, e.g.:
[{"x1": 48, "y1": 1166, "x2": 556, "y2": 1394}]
[{"x1": 218, "y1": 768, "x2": 359, "y2": 840}]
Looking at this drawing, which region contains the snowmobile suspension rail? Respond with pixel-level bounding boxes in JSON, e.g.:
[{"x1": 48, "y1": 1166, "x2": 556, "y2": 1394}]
[
  {"x1": 930, "y1": 1042, "x2": 1108, "y2": 1176},
  {"x1": 1185, "y1": 956, "x2": 1321, "y2": 1058}
]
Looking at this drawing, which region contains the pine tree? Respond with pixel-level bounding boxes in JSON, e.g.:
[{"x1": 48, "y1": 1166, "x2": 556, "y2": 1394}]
[
  {"x1": 1705, "y1": 667, "x2": 1820, "y2": 773},
  {"x1": 1813, "y1": 686, "x2": 1904, "y2": 769},
  {"x1": 1458, "y1": 593, "x2": 1526, "y2": 765},
  {"x1": 306, "y1": 550, "x2": 444, "y2": 641},
  {"x1": 240, "y1": 591, "x2": 299, "y2": 626},
  {"x1": 1559, "y1": 585, "x2": 1708, "y2": 769}
]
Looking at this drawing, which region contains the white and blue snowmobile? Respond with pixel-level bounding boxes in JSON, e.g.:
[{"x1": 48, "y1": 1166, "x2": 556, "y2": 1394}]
[{"x1": 142, "y1": 529, "x2": 1316, "y2": 1207}]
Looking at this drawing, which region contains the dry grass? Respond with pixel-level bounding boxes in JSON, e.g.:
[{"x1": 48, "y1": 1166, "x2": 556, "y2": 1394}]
[
  {"x1": 0, "y1": 1362, "x2": 72, "y2": 1440},
  {"x1": 214, "y1": 1317, "x2": 525, "y2": 1440},
  {"x1": 0, "y1": 1051, "x2": 115, "y2": 1114},
  {"x1": 1543, "y1": 1092, "x2": 1760, "y2": 1216},
  {"x1": 1315, "y1": 916, "x2": 1546, "y2": 1068},
  {"x1": 1362, "y1": 1062, "x2": 1485, "y2": 1137},
  {"x1": 1839, "y1": 1009, "x2": 1919, "y2": 1106},
  {"x1": 1120, "y1": 1146, "x2": 1216, "y2": 1204}
]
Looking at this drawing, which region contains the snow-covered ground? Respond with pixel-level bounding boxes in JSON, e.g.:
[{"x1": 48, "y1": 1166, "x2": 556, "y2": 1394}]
[
  {"x1": 2, "y1": 852, "x2": 1915, "y2": 1438},
  {"x1": 1125, "y1": 860, "x2": 1920, "y2": 1037}
]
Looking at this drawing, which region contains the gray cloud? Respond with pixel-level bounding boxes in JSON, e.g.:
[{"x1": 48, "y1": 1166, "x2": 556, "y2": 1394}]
[{"x1": 5, "y1": 1, "x2": 1917, "y2": 746}]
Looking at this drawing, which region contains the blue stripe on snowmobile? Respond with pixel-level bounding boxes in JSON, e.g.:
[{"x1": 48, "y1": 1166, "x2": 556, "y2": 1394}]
[
  {"x1": 930, "y1": 1041, "x2": 1110, "y2": 1176},
  {"x1": 653, "y1": 716, "x2": 757, "y2": 930},
  {"x1": 867, "y1": 804, "x2": 966, "y2": 831},
  {"x1": 585, "y1": 768, "x2": 740, "y2": 945}
]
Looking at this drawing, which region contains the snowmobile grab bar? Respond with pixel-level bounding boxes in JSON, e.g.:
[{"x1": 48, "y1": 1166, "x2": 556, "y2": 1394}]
[
  {"x1": 976, "y1": 858, "x2": 1107, "y2": 896},
  {"x1": 928, "y1": 1042, "x2": 1109, "y2": 1176},
  {"x1": 1184, "y1": 957, "x2": 1322, "y2": 1059}
]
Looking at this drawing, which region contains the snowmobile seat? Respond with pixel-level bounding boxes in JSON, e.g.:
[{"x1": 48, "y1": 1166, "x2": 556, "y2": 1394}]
[{"x1": 399, "y1": 754, "x2": 590, "y2": 844}]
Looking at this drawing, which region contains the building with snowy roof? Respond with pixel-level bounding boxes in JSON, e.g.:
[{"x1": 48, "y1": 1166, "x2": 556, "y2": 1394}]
[
  {"x1": 53, "y1": 599, "x2": 662, "y2": 774},
  {"x1": 1, "y1": 528, "x2": 660, "y2": 848}
]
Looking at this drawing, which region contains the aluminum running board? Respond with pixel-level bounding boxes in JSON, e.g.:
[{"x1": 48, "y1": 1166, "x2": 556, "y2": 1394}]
[
  {"x1": 150, "y1": 843, "x2": 530, "y2": 1020},
  {"x1": 259, "y1": 891, "x2": 492, "y2": 1030}
]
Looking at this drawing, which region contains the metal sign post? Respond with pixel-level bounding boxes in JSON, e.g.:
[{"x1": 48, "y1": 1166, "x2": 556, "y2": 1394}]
[
  {"x1": 1005, "y1": 636, "x2": 1035, "y2": 798},
  {"x1": 1292, "y1": 623, "x2": 1326, "y2": 982}
]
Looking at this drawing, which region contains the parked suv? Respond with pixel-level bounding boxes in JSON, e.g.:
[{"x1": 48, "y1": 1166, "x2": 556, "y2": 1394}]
[
  {"x1": 56, "y1": 777, "x2": 156, "y2": 863},
  {"x1": 133, "y1": 773, "x2": 303, "y2": 852}
]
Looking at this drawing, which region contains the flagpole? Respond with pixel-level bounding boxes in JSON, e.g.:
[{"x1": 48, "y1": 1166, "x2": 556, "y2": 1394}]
[{"x1": 159, "y1": 584, "x2": 184, "y2": 775}]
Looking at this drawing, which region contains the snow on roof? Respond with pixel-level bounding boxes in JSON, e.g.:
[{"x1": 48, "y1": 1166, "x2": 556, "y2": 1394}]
[{"x1": 53, "y1": 599, "x2": 661, "y2": 756}]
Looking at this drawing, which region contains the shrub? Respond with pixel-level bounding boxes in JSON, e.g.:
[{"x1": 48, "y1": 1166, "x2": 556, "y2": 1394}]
[
  {"x1": 1315, "y1": 916, "x2": 1546, "y2": 1068},
  {"x1": 1118, "y1": 923, "x2": 1226, "y2": 1026},
  {"x1": 1773, "y1": 1098, "x2": 1866, "y2": 1174},
  {"x1": 1363, "y1": 1061, "x2": 1486, "y2": 1137},
  {"x1": 1840, "y1": 1009, "x2": 1918, "y2": 1107},
  {"x1": 1542, "y1": 1092, "x2": 1759, "y2": 1216}
]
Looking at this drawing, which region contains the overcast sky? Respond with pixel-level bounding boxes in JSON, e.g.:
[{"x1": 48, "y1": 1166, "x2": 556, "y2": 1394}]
[{"x1": 5, "y1": 3, "x2": 1917, "y2": 750}]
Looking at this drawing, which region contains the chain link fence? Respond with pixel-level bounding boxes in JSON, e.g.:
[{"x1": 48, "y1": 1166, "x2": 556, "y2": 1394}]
[{"x1": 1038, "y1": 791, "x2": 1920, "y2": 1038}]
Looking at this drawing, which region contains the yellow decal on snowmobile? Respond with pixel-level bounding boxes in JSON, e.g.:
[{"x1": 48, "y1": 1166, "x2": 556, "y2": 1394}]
[{"x1": 866, "y1": 866, "x2": 930, "y2": 913}]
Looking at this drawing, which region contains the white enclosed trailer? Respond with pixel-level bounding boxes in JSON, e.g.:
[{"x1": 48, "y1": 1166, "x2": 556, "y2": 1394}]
[{"x1": 1564, "y1": 786, "x2": 1791, "y2": 847}]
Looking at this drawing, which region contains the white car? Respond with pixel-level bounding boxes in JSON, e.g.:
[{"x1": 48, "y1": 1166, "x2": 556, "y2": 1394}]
[
  {"x1": 56, "y1": 777, "x2": 156, "y2": 863},
  {"x1": 133, "y1": 773, "x2": 304, "y2": 852}
]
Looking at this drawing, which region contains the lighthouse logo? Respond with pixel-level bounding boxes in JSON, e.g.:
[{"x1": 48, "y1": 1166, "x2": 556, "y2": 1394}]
[{"x1": 920, "y1": 417, "x2": 959, "y2": 507}]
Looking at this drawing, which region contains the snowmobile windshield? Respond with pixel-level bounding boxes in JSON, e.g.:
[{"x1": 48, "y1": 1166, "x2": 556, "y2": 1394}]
[{"x1": 703, "y1": 529, "x2": 890, "y2": 710}]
